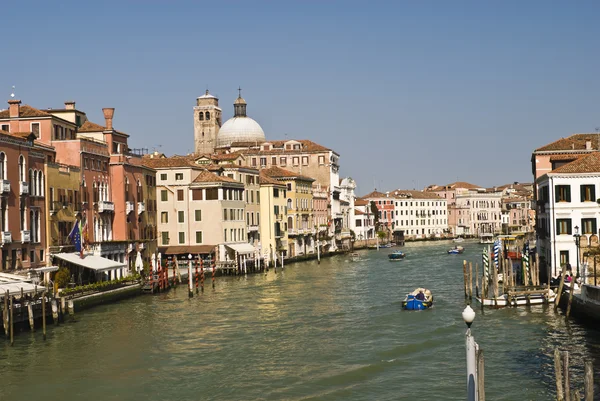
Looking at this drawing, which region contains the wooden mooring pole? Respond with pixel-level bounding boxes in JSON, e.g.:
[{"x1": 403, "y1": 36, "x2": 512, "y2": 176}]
[
  {"x1": 42, "y1": 291, "x2": 47, "y2": 340},
  {"x1": 468, "y1": 262, "x2": 473, "y2": 300},
  {"x1": 463, "y1": 260, "x2": 468, "y2": 298},
  {"x1": 555, "y1": 264, "x2": 567, "y2": 312},
  {"x1": 9, "y1": 295, "x2": 14, "y2": 346},
  {"x1": 554, "y1": 349, "x2": 564, "y2": 401},
  {"x1": 584, "y1": 360, "x2": 594, "y2": 401},
  {"x1": 3, "y1": 290, "x2": 8, "y2": 339},
  {"x1": 477, "y1": 348, "x2": 485, "y2": 401}
]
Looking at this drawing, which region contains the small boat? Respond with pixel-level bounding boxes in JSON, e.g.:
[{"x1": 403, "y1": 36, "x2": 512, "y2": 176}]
[
  {"x1": 479, "y1": 233, "x2": 494, "y2": 244},
  {"x1": 388, "y1": 251, "x2": 406, "y2": 261},
  {"x1": 379, "y1": 243, "x2": 393, "y2": 249},
  {"x1": 350, "y1": 253, "x2": 360, "y2": 261},
  {"x1": 448, "y1": 246, "x2": 464, "y2": 255},
  {"x1": 453, "y1": 237, "x2": 465, "y2": 243},
  {"x1": 476, "y1": 289, "x2": 556, "y2": 307},
  {"x1": 402, "y1": 288, "x2": 433, "y2": 310}
]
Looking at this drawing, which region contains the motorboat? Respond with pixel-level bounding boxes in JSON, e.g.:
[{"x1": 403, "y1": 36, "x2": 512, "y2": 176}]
[
  {"x1": 402, "y1": 288, "x2": 433, "y2": 310},
  {"x1": 350, "y1": 253, "x2": 360, "y2": 262},
  {"x1": 448, "y1": 246, "x2": 464, "y2": 255},
  {"x1": 453, "y1": 237, "x2": 465, "y2": 243},
  {"x1": 388, "y1": 251, "x2": 406, "y2": 261},
  {"x1": 479, "y1": 233, "x2": 494, "y2": 244}
]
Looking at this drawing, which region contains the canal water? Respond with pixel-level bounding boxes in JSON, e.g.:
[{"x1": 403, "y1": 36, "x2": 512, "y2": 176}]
[{"x1": 1, "y1": 241, "x2": 599, "y2": 401}]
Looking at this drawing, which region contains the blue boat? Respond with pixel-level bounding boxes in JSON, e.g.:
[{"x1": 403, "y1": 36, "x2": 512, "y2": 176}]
[
  {"x1": 388, "y1": 251, "x2": 406, "y2": 261},
  {"x1": 447, "y1": 246, "x2": 464, "y2": 255},
  {"x1": 402, "y1": 288, "x2": 433, "y2": 310}
]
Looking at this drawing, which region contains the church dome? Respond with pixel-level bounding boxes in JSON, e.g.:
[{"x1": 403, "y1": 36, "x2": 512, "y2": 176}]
[{"x1": 217, "y1": 117, "x2": 265, "y2": 148}]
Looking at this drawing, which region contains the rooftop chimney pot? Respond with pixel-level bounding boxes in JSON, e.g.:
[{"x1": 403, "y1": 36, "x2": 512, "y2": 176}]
[
  {"x1": 8, "y1": 99, "x2": 21, "y2": 118},
  {"x1": 102, "y1": 108, "x2": 115, "y2": 130},
  {"x1": 65, "y1": 101, "x2": 76, "y2": 110}
]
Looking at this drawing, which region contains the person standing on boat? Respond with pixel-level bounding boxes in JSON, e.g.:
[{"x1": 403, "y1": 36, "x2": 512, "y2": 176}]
[{"x1": 416, "y1": 290, "x2": 426, "y2": 301}]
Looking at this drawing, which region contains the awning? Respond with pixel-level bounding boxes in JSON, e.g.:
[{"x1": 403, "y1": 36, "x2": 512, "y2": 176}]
[
  {"x1": 52, "y1": 253, "x2": 126, "y2": 272},
  {"x1": 224, "y1": 243, "x2": 256, "y2": 254},
  {"x1": 159, "y1": 245, "x2": 216, "y2": 255},
  {"x1": 32, "y1": 266, "x2": 60, "y2": 273}
]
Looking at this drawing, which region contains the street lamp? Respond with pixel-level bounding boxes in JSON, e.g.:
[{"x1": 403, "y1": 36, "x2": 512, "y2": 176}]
[
  {"x1": 187, "y1": 253, "x2": 193, "y2": 298},
  {"x1": 462, "y1": 305, "x2": 477, "y2": 400},
  {"x1": 573, "y1": 225, "x2": 582, "y2": 278}
]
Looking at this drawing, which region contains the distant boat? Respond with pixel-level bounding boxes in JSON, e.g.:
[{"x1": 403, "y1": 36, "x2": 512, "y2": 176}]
[
  {"x1": 479, "y1": 233, "x2": 494, "y2": 244},
  {"x1": 453, "y1": 237, "x2": 465, "y2": 243},
  {"x1": 379, "y1": 243, "x2": 393, "y2": 248},
  {"x1": 350, "y1": 253, "x2": 360, "y2": 262},
  {"x1": 448, "y1": 246, "x2": 464, "y2": 255},
  {"x1": 402, "y1": 288, "x2": 433, "y2": 310},
  {"x1": 388, "y1": 251, "x2": 406, "y2": 261}
]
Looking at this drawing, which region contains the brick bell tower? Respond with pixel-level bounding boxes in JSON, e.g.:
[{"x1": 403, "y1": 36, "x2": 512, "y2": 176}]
[{"x1": 193, "y1": 90, "x2": 222, "y2": 155}]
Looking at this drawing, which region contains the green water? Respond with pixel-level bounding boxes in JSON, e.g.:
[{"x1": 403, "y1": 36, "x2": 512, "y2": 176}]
[{"x1": 1, "y1": 240, "x2": 598, "y2": 401}]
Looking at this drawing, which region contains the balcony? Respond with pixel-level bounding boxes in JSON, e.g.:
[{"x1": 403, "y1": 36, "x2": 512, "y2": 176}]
[
  {"x1": 248, "y1": 224, "x2": 259, "y2": 232},
  {"x1": 1, "y1": 232, "x2": 11, "y2": 244},
  {"x1": 137, "y1": 201, "x2": 145, "y2": 214},
  {"x1": 21, "y1": 230, "x2": 30, "y2": 243},
  {"x1": 1, "y1": 180, "x2": 9, "y2": 194},
  {"x1": 126, "y1": 201, "x2": 134, "y2": 215},
  {"x1": 19, "y1": 181, "x2": 29, "y2": 195},
  {"x1": 98, "y1": 201, "x2": 115, "y2": 213},
  {"x1": 288, "y1": 228, "x2": 298, "y2": 236}
]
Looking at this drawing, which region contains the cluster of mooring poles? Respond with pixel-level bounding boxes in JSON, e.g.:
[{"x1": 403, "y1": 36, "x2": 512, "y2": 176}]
[{"x1": 554, "y1": 348, "x2": 595, "y2": 401}]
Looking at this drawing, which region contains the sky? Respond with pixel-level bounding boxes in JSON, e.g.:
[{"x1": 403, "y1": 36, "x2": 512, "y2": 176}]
[{"x1": 3, "y1": 1, "x2": 600, "y2": 196}]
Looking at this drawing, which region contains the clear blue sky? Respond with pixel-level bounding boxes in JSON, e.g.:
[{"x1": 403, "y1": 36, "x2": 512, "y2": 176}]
[{"x1": 4, "y1": 1, "x2": 600, "y2": 195}]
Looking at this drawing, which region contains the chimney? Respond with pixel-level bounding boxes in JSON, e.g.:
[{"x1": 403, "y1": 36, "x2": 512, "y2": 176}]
[
  {"x1": 586, "y1": 140, "x2": 592, "y2": 150},
  {"x1": 8, "y1": 99, "x2": 21, "y2": 118},
  {"x1": 102, "y1": 108, "x2": 115, "y2": 130},
  {"x1": 64, "y1": 101, "x2": 76, "y2": 110}
]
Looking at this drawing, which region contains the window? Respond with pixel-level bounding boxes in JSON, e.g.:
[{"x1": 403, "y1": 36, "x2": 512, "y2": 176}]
[
  {"x1": 177, "y1": 189, "x2": 184, "y2": 201},
  {"x1": 195, "y1": 210, "x2": 202, "y2": 221},
  {"x1": 252, "y1": 158, "x2": 257, "y2": 167},
  {"x1": 559, "y1": 250, "x2": 569, "y2": 267},
  {"x1": 223, "y1": 209, "x2": 228, "y2": 221},
  {"x1": 175, "y1": 173, "x2": 183, "y2": 181},
  {"x1": 205, "y1": 111, "x2": 210, "y2": 120},
  {"x1": 161, "y1": 212, "x2": 168, "y2": 223},
  {"x1": 580, "y1": 185, "x2": 595, "y2": 202},
  {"x1": 555, "y1": 185, "x2": 571, "y2": 202},
  {"x1": 160, "y1": 173, "x2": 167, "y2": 181},
  {"x1": 206, "y1": 188, "x2": 218, "y2": 200},
  {"x1": 31, "y1": 123, "x2": 40, "y2": 137},
  {"x1": 260, "y1": 157, "x2": 267, "y2": 166},
  {"x1": 280, "y1": 157, "x2": 287, "y2": 166},
  {"x1": 318, "y1": 155, "x2": 325, "y2": 165},
  {"x1": 192, "y1": 189, "x2": 203, "y2": 200},
  {"x1": 302, "y1": 156, "x2": 309, "y2": 165},
  {"x1": 292, "y1": 157, "x2": 299, "y2": 166},
  {"x1": 556, "y1": 218, "x2": 572, "y2": 235},
  {"x1": 161, "y1": 232, "x2": 169, "y2": 245},
  {"x1": 178, "y1": 232, "x2": 185, "y2": 244},
  {"x1": 0, "y1": 124, "x2": 8, "y2": 132},
  {"x1": 273, "y1": 188, "x2": 279, "y2": 198},
  {"x1": 271, "y1": 156, "x2": 277, "y2": 165},
  {"x1": 161, "y1": 190, "x2": 168, "y2": 201},
  {"x1": 582, "y1": 218, "x2": 597, "y2": 235},
  {"x1": 178, "y1": 211, "x2": 185, "y2": 223},
  {"x1": 198, "y1": 112, "x2": 204, "y2": 121},
  {"x1": 274, "y1": 205, "x2": 280, "y2": 215},
  {"x1": 196, "y1": 231, "x2": 203, "y2": 244}
]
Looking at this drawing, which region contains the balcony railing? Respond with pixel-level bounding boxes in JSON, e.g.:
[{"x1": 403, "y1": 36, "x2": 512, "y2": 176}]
[
  {"x1": 1, "y1": 180, "x2": 9, "y2": 194},
  {"x1": 1, "y1": 232, "x2": 11, "y2": 244},
  {"x1": 98, "y1": 201, "x2": 115, "y2": 213},
  {"x1": 19, "y1": 181, "x2": 29, "y2": 195},
  {"x1": 137, "y1": 201, "x2": 145, "y2": 214},
  {"x1": 21, "y1": 230, "x2": 30, "y2": 243},
  {"x1": 126, "y1": 201, "x2": 134, "y2": 215},
  {"x1": 288, "y1": 228, "x2": 298, "y2": 235}
]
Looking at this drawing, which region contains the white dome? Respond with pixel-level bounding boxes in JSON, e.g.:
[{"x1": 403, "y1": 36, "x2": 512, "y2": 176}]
[{"x1": 217, "y1": 117, "x2": 265, "y2": 148}]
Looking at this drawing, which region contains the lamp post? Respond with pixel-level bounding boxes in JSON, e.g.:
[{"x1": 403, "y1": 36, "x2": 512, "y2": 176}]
[
  {"x1": 573, "y1": 225, "x2": 582, "y2": 278},
  {"x1": 462, "y1": 305, "x2": 477, "y2": 401},
  {"x1": 187, "y1": 253, "x2": 193, "y2": 298}
]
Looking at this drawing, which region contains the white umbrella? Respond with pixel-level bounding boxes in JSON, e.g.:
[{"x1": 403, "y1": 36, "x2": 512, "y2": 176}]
[{"x1": 135, "y1": 251, "x2": 143, "y2": 273}]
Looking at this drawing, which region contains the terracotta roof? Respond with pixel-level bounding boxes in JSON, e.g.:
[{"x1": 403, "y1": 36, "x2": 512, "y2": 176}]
[
  {"x1": 391, "y1": 189, "x2": 444, "y2": 200},
  {"x1": 261, "y1": 166, "x2": 314, "y2": 182},
  {"x1": 0, "y1": 104, "x2": 51, "y2": 118},
  {"x1": 549, "y1": 154, "x2": 584, "y2": 162},
  {"x1": 355, "y1": 199, "x2": 369, "y2": 206},
  {"x1": 78, "y1": 120, "x2": 105, "y2": 132},
  {"x1": 360, "y1": 190, "x2": 387, "y2": 199},
  {"x1": 354, "y1": 209, "x2": 365, "y2": 215},
  {"x1": 445, "y1": 181, "x2": 481, "y2": 190},
  {"x1": 210, "y1": 152, "x2": 244, "y2": 161},
  {"x1": 233, "y1": 139, "x2": 332, "y2": 154},
  {"x1": 192, "y1": 170, "x2": 239, "y2": 184},
  {"x1": 551, "y1": 152, "x2": 600, "y2": 174},
  {"x1": 259, "y1": 172, "x2": 285, "y2": 186},
  {"x1": 535, "y1": 134, "x2": 600, "y2": 152},
  {"x1": 142, "y1": 155, "x2": 196, "y2": 168}
]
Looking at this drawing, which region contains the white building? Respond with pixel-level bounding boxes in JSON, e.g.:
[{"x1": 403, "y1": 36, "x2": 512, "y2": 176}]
[
  {"x1": 536, "y1": 152, "x2": 600, "y2": 279},
  {"x1": 455, "y1": 191, "x2": 503, "y2": 236},
  {"x1": 391, "y1": 190, "x2": 448, "y2": 238},
  {"x1": 354, "y1": 199, "x2": 375, "y2": 240}
]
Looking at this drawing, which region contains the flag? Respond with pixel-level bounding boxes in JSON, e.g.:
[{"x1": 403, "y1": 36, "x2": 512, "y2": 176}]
[{"x1": 68, "y1": 219, "x2": 83, "y2": 258}]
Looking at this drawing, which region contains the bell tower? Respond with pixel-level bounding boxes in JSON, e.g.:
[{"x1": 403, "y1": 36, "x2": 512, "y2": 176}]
[{"x1": 193, "y1": 90, "x2": 222, "y2": 155}]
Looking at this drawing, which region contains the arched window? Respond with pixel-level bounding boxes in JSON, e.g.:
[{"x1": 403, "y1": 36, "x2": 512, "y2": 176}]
[
  {"x1": 198, "y1": 112, "x2": 204, "y2": 121},
  {"x1": 29, "y1": 169, "x2": 35, "y2": 196},
  {"x1": 287, "y1": 198, "x2": 292, "y2": 210},
  {"x1": 288, "y1": 216, "x2": 293, "y2": 229},
  {"x1": 0, "y1": 152, "x2": 5, "y2": 180},
  {"x1": 18, "y1": 155, "x2": 25, "y2": 182},
  {"x1": 205, "y1": 111, "x2": 210, "y2": 120},
  {"x1": 38, "y1": 171, "x2": 44, "y2": 197}
]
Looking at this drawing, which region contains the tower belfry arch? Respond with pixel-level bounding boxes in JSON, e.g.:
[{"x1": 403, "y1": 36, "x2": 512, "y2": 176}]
[{"x1": 193, "y1": 89, "x2": 222, "y2": 155}]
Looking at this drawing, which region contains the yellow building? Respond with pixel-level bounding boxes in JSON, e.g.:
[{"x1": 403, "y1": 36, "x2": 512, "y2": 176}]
[
  {"x1": 258, "y1": 171, "x2": 288, "y2": 264},
  {"x1": 45, "y1": 162, "x2": 82, "y2": 261},
  {"x1": 262, "y1": 167, "x2": 314, "y2": 257}
]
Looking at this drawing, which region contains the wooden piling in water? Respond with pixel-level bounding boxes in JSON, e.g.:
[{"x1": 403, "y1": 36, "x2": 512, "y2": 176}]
[
  {"x1": 3, "y1": 290, "x2": 8, "y2": 338},
  {"x1": 584, "y1": 360, "x2": 594, "y2": 401},
  {"x1": 463, "y1": 260, "x2": 468, "y2": 298},
  {"x1": 51, "y1": 299, "x2": 59, "y2": 325},
  {"x1": 68, "y1": 299, "x2": 75, "y2": 320},
  {"x1": 477, "y1": 348, "x2": 485, "y2": 401},
  {"x1": 566, "y1": 273, "x2": 575, "y2": 318},
  {"x1": 9, "y1": 296, "x2": 13, "y2": 346},
  {"x1": 475, "y1": 262, "x2": 479, "y2": 298},
  {"x1": 42, "y1": 292, "x2": 46, "y2": 340},
  {"x1": 212, "y1": 260, "x2": 216, "y2": 289},
  {"x1": 27, "y1": 302, "x2": 34, "y2": 331},
  {"x1": 555, "y1": 264, "x2": 567, "y2": 311},
  {"x1": 468, "y1": 262, "x2": 473, "y2": 300},
  {"x1": 564, "y1": 351, "x2": 571, "y2": 401},
  {"x1": 555, "y1": 349, "x2": 564, "y2": 401},
  {"x1": 195, "y1": 260, "x2": 199, "y2": 294},
  {"x1": 200, "y1": 259, "x2": 205, "y2": 292}
]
